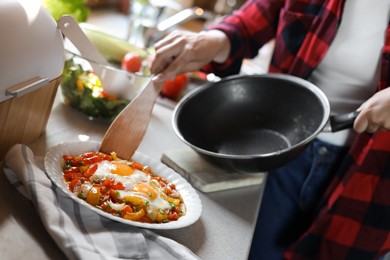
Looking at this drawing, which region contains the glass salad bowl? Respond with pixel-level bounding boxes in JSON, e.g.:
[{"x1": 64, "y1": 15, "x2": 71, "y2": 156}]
[{"x1": 60, "y1": 52, "x2": 151, "y2": 121}]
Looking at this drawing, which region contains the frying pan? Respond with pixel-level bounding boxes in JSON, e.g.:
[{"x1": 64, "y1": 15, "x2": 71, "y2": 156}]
[{"x1": 172, "y1": 74, "x2": 358, "y2": 172}]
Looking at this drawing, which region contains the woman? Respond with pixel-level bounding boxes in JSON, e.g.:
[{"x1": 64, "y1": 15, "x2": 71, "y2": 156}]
[{"x1": 151, "y1": 0, "x2": 390, "y2": 259}]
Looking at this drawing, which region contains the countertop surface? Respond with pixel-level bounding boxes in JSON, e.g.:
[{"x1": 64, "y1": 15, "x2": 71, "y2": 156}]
[
  {"x1": 0, "y1": 91, "x2": 264, "y2": 260},
  {"x1": 0, "y1": 8, "x2": 270, "y2": 260}
]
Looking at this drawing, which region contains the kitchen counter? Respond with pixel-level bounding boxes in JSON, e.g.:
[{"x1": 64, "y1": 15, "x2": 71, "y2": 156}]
[
  {"x1": 0, "y1": 91, "x2": 264, "y2": 260},
  {"x1": 0, "y1": 8, "x2": 269, "y2": 260}
]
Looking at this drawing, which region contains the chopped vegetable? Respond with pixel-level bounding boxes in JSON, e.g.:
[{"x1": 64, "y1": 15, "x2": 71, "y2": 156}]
[
  {"x1": 61, "y1": 151, "x2": 186, "y2": 224},
  {"x1": 61, "y1": 57, "x2": 130, "y2": 121}
]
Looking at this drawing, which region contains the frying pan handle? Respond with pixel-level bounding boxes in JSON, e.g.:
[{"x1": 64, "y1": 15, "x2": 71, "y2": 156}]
[{"x1": 329, "y1": 111, "x2": 360, "y2": 132}]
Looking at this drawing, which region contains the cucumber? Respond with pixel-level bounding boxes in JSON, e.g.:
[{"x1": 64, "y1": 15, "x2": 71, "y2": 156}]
[{"x1": 79, "y1": 23, "x2": 150, "y2": 64}]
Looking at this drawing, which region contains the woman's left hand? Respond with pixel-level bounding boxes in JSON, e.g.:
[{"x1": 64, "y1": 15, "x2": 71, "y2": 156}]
[{"x1": 354, "y1": 87, "x2": 390, "y2": 133}]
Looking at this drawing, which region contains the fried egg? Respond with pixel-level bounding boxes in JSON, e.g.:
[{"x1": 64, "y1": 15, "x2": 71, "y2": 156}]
[
  {"x1": 91, "y1": 160, "x2": 150, "y2": 190},
  {"x1": 91, "y1": 160, "x2": 171, "y2": 211}
]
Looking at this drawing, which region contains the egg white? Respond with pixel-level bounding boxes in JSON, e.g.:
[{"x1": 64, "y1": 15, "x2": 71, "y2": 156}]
[{"x1": 91, "y1": 160, "x2": 150, "y2": 191}]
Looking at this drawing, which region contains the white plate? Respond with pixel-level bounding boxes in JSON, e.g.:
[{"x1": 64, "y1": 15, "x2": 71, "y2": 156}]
[{"x1": 44, "y1": 141, "x2": 202, "y2": 230}]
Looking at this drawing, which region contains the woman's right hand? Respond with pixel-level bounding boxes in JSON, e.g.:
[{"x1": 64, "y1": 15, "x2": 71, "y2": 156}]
[
  {"x1": 354, "y1": 87, "x2": 390, "y2": 133},
  {"x1": 150, "y1": 29, "x2": 230, "y2": 84}
]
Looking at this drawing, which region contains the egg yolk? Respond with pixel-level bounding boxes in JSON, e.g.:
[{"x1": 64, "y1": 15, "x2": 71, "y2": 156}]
[
  {"x1": 133, "y1": 183, "x2": 157, "y2": 200},
  {"x1": 111, "y1": 162, "x2": 134, "y2": 176}
]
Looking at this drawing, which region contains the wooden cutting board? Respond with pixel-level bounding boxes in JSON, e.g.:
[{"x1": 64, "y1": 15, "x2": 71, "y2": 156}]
[{"x1": 161, "y1": 149, "x2": 266, "y2": 193}]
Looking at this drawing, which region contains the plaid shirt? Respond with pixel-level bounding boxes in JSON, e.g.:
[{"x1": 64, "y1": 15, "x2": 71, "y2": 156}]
[{"x1": 207, "y1": 0, "x2": 390, "y2": 259}]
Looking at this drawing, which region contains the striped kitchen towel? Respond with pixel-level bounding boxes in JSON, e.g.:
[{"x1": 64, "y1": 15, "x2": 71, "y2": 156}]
[{"x1": 3, "y1": 144, "x2": 199, "y2": 260}]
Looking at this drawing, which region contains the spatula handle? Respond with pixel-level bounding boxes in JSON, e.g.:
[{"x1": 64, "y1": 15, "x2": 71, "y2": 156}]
[{"x1": 58, "y1": 15, "x2": 109, "y2": 65}]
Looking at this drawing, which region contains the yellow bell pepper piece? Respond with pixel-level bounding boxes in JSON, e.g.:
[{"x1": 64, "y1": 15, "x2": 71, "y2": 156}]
[{"x1": 123, "y1": 208, "x2": 145, "y2": 221}]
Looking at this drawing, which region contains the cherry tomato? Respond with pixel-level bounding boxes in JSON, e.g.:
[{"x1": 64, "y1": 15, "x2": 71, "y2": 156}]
[
  {"x1": 161, "y1": 74, "x2": 189, "y2": 100},
  {"x1": 86, "y1": 186, "x2": 101, "y2": 206},
  {"x1": 121, "y1": 52, "x2": 142, "y2": 73}
]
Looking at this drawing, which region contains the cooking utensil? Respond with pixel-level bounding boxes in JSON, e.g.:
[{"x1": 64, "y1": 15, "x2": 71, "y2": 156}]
[
  {"x1": 173, "y1": 74, "x2": 358, "y2": 172},
  {"x1": 79, "y1": 22, "x2": 149, "y2": 63},
  {"x1": 57, "y1": 15, "x2": 109, "y2": 66},
  {"x1": 99, "y1": 79, "x2": 159, "y2": 160},
  {"x1": 58, "y1": 15, "x2": 156, "y2": 160},
  {"x1": 58, "y1": 15, "x2": 127, "y2": 93}
]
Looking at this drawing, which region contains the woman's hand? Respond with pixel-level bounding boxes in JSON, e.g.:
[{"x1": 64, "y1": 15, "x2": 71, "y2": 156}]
[
  {"x1": 150, "y1": 30, "x2": 230, "y2": 84},
  {"x1": 354, "y1": 87, "x2": 390, "y2": 133}
]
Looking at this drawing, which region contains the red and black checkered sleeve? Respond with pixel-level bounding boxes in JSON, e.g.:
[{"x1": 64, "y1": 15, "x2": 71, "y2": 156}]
[{"x1": 203, "y1": 0, "x2": 282, "y2": 77}]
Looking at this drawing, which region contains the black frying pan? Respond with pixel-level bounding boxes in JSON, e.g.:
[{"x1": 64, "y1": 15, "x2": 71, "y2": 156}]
[{"x1": 172, "y1": 74, "x2": 358, "y2": 172}]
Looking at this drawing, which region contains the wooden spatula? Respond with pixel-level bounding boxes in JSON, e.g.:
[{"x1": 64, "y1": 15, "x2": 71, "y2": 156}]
[
  {"x1": 99, "y1": 80, "x2": 162, "y2": 160},
  {"x1": 58, "y1": 15, "x2": 160, "y2": 160},
  {"x1": 58, "y1": 15, "x2": 109, "y2": 66}
]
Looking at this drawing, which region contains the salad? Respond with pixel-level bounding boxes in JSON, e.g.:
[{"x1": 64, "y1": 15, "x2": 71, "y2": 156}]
[{"x1": 60, "y1": 56, "x2": 130, "y2": 121}]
